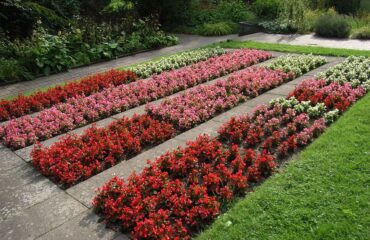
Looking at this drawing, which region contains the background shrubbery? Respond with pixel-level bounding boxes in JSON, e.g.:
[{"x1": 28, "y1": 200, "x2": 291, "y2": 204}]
[
  {"x1": 0, "y1": 0, "x2": 179, "y2": 83},
  {"x1": 315, "y1": 14, "x2": 351, "y2": 38},
  {"x1": 0, "y1": 0, "x2": 369, "y2": 84}
]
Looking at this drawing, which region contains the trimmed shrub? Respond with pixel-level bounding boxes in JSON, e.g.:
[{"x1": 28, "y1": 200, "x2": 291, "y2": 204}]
[{"x1": 315, "y1": 15, "x2": 351, "y2": 38}]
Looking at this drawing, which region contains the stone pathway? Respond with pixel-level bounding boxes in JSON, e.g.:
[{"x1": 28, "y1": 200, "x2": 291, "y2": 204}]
[
  {"x1": 0, "y1": 53, "x2": 344, "y2": 240},
  {"x1": 239, "y1": 32, "x2": 370, "y2": 50}
]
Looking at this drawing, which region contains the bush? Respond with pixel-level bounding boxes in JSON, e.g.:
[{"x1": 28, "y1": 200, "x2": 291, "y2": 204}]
[
  {"x1": 351, "y1": 26, "x2": 370, "y2": 39},
  {"x1": 215, "y1": 0, "x2": 256, "y2": 23},
  {"x1": 302, "y1": 9, "x2": 325, "y2": 32},
  {"x1": 197, "y1": 22, "x2": 236, "y2": 36},
  {"x1": 259, "y1": 20, "x2": 298, "y2": 34},
  {"x1": 252, "y1": 0, "x2": 280, "y2": 19},
  {"x1": 315, "y1": 15, "x2": 351, "y2": 38},
  {"x1": 0, "y1": 59, "x2": 33, "y2": 84}
]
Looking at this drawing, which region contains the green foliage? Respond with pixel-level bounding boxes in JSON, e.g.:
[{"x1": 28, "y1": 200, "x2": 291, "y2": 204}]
[
  {"x1": 258, "y1": 20, "x2": 297, "y2": 34},
  {"x1": 0, "y1": 58, "x2": 33, "y2": 83},
  {"x1": 23, "y1": 1, "x2": 68, "y2": 29},
  {"x1": 26, "y1": 26, "x2": 75, "y2": 75},
  {"x1": 302, "y1": 9, "x2": 326, "y2": 32},
  {"x1": 278, "y1": 0, "x2": 309, "y2": 33},
  {"x1": 213, "y1": 0, "x2": 256, "y2": 23},
  {"x1": 252, "y1": 0, "x2": 280, "y2": 19},
  {"x1": 173, "y1": 0, "x2": 254, "y2": 36},
  {"x1": 315, "y1": 14, "x2": 351, "y2": 38},
  {"x1": 103, "y1": 0, "x2": 134, "y2": 13},
  {"x1": 197, "y1": 22, "x2": 236, "y2": 36},
  {"x1": 351, "y1": 25, "x2": 370, "y2": 39}
]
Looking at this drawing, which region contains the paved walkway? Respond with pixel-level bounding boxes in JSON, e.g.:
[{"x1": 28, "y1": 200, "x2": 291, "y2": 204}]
[
  {"x1": 239, "y1": 32, "x2": 370, "y2": 50},
  {"x1": 0, "y1": 54, "x2": 344, "y2": 240}
]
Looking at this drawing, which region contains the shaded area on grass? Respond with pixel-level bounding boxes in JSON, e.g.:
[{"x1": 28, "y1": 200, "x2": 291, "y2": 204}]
[
  {"x1": 197, "y1": 93, "x2": 370, "y2": 240},
  {"x1": 210, "y1": 40, "x2": 370, "y2": 57}
]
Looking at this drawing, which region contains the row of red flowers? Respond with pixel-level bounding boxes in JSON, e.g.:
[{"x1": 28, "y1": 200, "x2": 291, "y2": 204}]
[
  {"x1": 93, "y1": 97, "x2": 332, "y2": 239},
  {"x1": 0, "y1": 70, "x2": 137, "y2": 121},
  {"x1": 289, "y1": 79, "x2": 366, "y2": 112},
  {"x1": 32, "y1": 114, "x2": 176, "y2": 187}
]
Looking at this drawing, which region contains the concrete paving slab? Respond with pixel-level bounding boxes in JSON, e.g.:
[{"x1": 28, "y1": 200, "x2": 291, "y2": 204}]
[
  {"x1": 268, "y1": 83, "x2": 297, "y2": 96},
  {"x1": 36, "y1": 210, "x2": 120, "y2": 240},
  {"x1": 0, "y1": 177, "x2": 61, "y2": 220},
  {"x1": 0, "y1": 148, "x2": 25, "y2": 172},
  {"x1": 0, "y1": 192, "x2": 86, "y2": 240},
  {"x1": 0, "y1": 163, "x2": 42, "y2": 192}
]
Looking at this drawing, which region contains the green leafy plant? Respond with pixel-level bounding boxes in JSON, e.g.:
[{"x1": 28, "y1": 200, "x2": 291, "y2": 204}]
[
  {"x1": 0, "y1": 58, "x2": 33, "y2": 83},
  {"x1": 252, "y1": 0, "x2": 280, "y2": 19},
  {"x1": 315, "y1": 14, "x2": 351, "y2": 38},
  {"x1": 28, "y1": 26, "x2": 75, "y2": 75},
  {"x1": 197, "y1": 22, "x2": 236, "y2": 36},
  {"x1": 351, "y1": 26, "x2": 370, "y2": 39}
]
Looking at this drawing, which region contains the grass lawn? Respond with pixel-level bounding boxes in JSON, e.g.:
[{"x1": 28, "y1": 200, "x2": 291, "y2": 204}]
[
  {"x1": 210, "y1": 40, "x2": 370, "y2": 58},
  {"x1": 197, "y1": 93, "x2": 370, "y2": 240}
]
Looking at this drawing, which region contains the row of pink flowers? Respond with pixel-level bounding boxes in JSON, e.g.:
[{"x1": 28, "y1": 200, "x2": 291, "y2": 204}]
[
  {"x1": 146, "y1": 66, "x2": 293, "y2": 130},
  {"x1": 0, "y1": 49, "x2": 271, "y2": 149}
]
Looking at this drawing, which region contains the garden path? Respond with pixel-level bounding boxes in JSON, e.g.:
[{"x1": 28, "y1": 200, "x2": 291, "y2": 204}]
[
  {"x1": 0, "y1": 54, "x2": 344, "y2": 240},
  {"x1": 239, "y1": 32, "x2": 370, "y2": 50}
]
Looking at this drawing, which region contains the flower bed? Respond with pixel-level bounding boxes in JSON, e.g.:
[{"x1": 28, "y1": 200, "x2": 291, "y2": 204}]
[
  {"x1": 317, "y1": 56, "x2": 370, "y2": 89},
  {"x1": 93, "y1": 99, "x2": 331, "y2": 239},
  {"x1": 146, "y1": 67, "x2": 293, "y2": 130},
  {"x1": 0, "y1": 49, "x2": 225, "y2": 122},
  {"x1": 29, "y1": 53, "x2": 329, "y2": 187},
  {"x1": 289, "y1": 79, "x2": 366, "y2": 112},
  {"x1": 93, "y1": 56, "x2": 368, "y2": 239},
  {"x1": 0, "y1": 70, "x2": 137, "y2": 121},
  {"x1": 30, "y1": 67, "x2": 289, "y2": 187},
  {"x1": 128, "y1": 48, "x2": 226, "y2": 78},
  {"x1": 32, "y1": 114, "x2": 176, "y2": 187},
  {"x1": 263, "y1": 54, "x2": 327, "y2": 76},
  {"x1": 0, "y1": 49, "x2": 271, "y2": 149}
]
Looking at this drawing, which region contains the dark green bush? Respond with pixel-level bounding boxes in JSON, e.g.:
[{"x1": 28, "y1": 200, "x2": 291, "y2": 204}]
[
  {"x1": 351, "y1": 26, "x2": 370, "y2": 39},
  {"x1": 252, "y1": 0, "x2": 279, "y2": 19},
  {"x1": 315, "y1": 15, "x2": 351, "y2": 38},
  {"x1": 0, "y1": 59, "x2": 33, "y2": 84},
  {"x1": 197, "y1": 22, "x2": 236, "y2": 36}
]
